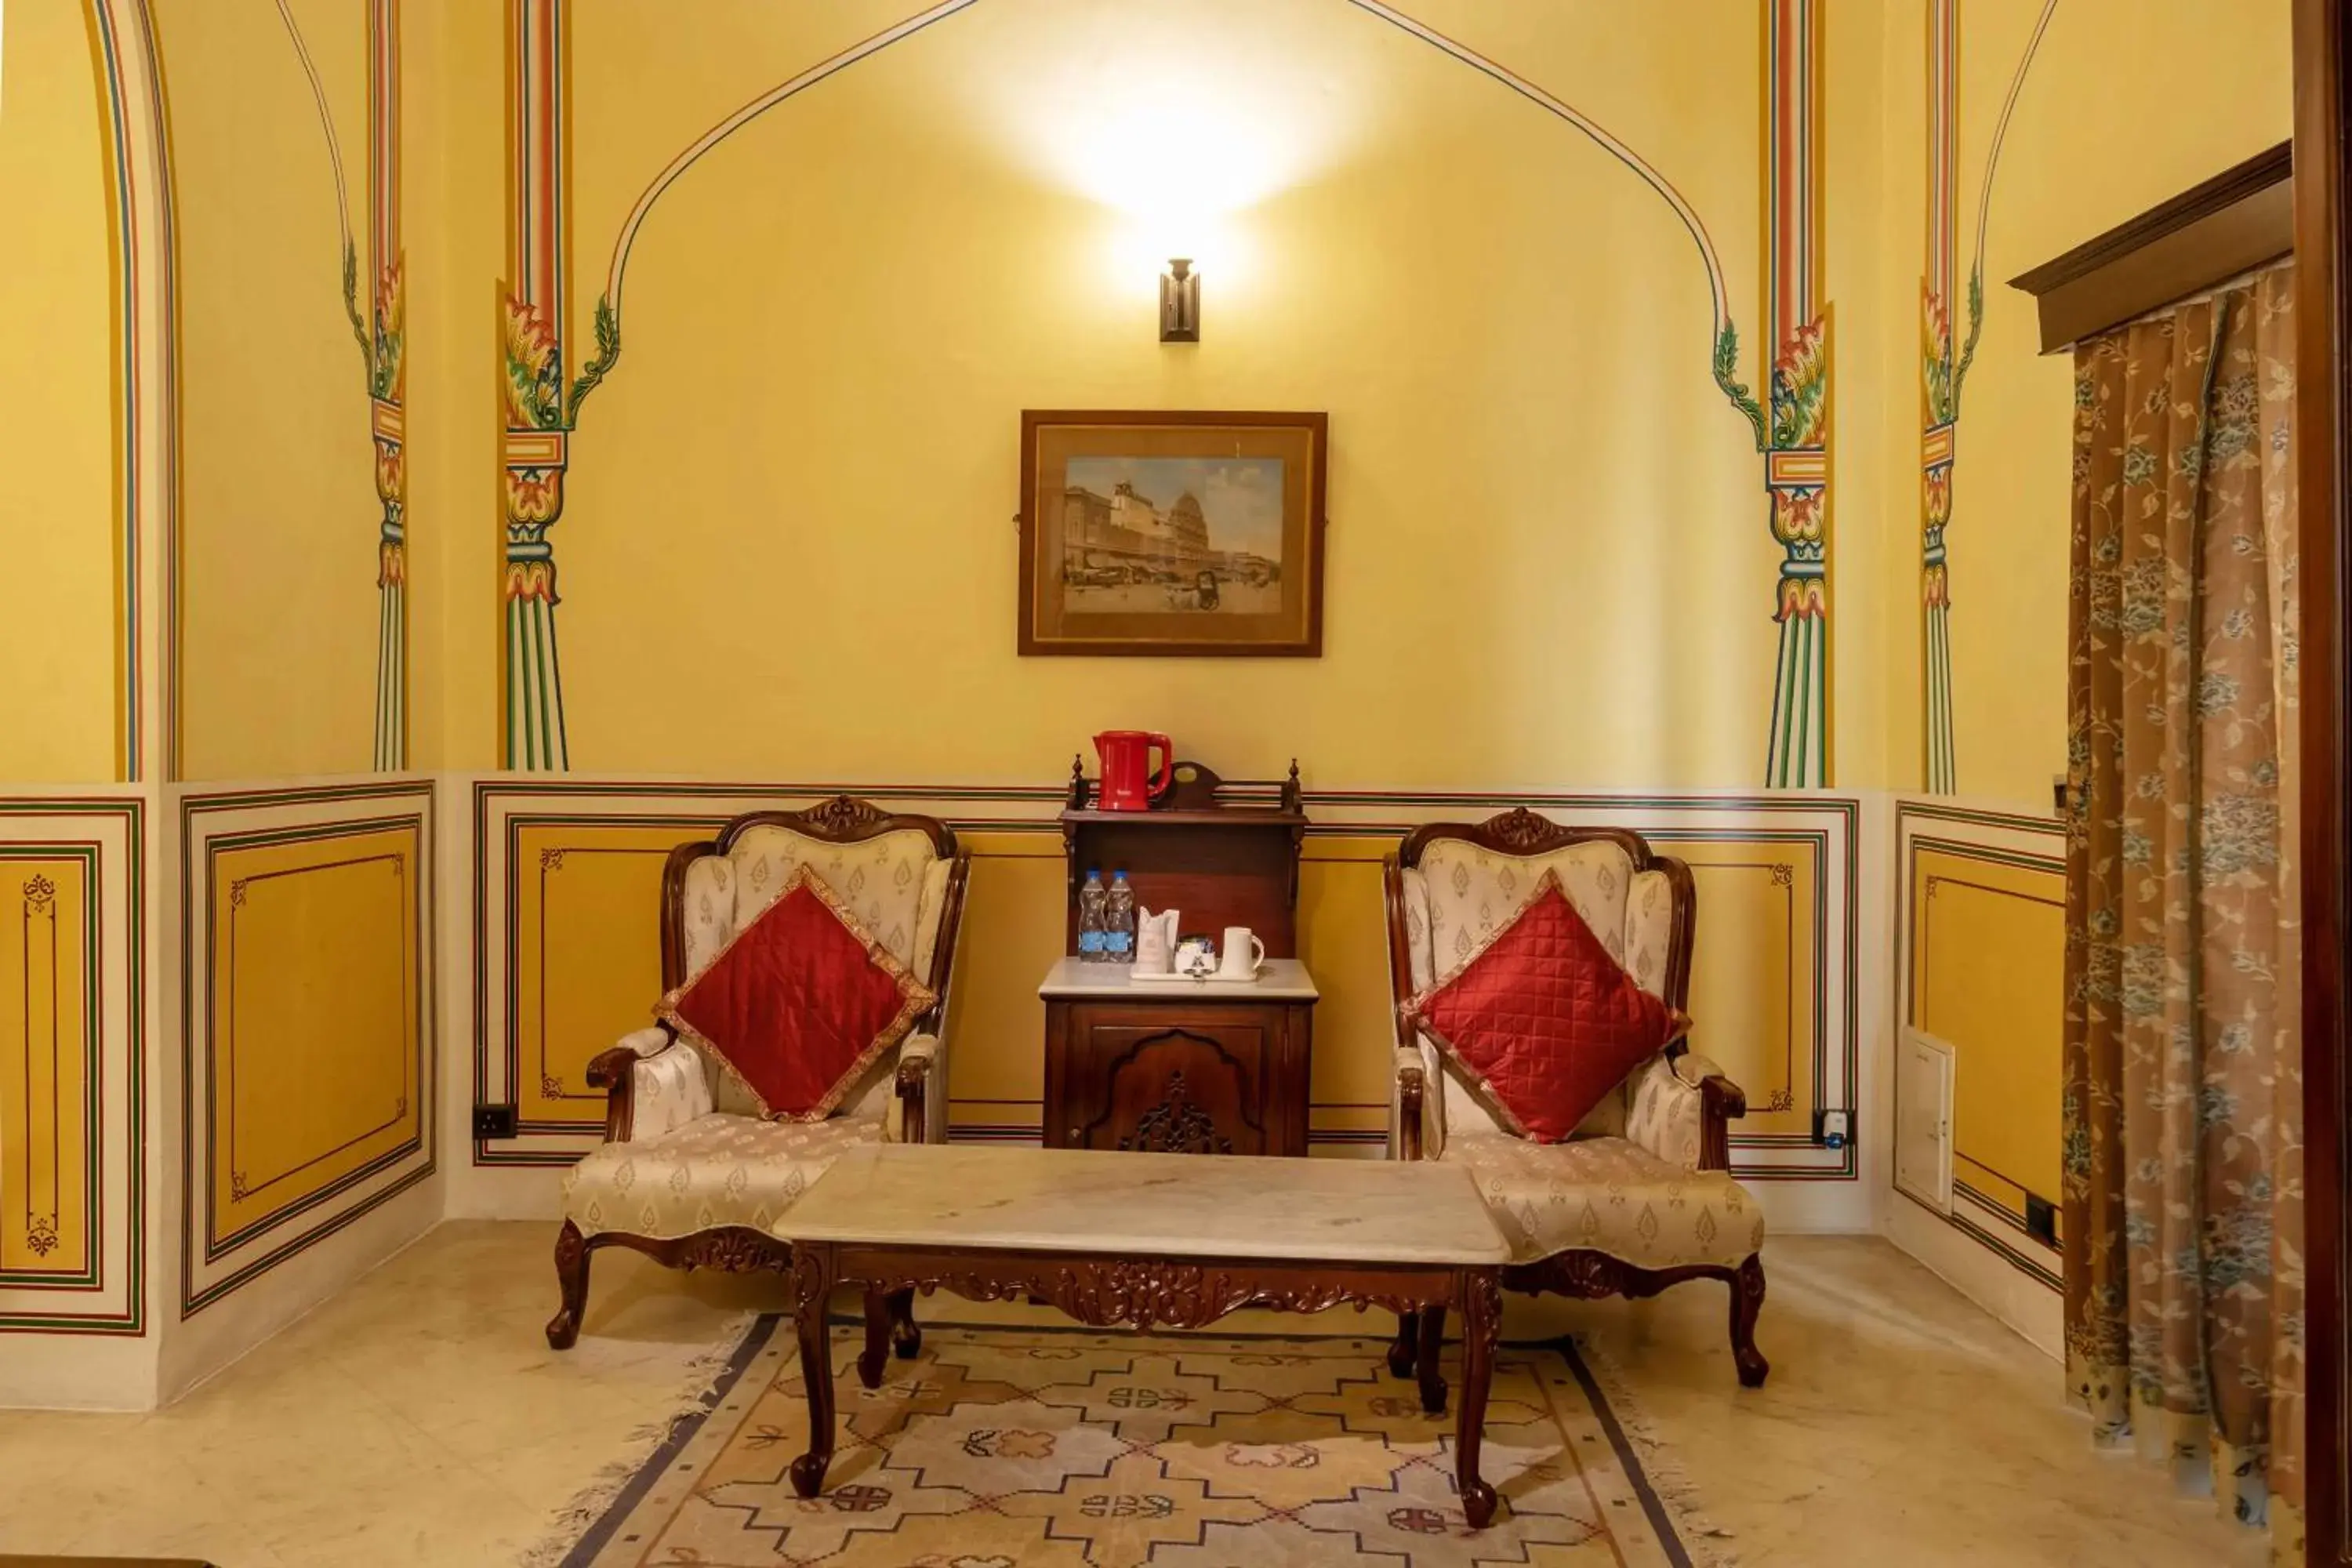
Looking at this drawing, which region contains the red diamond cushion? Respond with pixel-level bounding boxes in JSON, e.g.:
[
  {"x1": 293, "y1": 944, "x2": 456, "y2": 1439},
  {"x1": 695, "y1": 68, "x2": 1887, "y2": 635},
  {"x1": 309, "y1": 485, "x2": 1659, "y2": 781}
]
[
  {"x1": 1402, "y1": 872, "x2": 1688, "y2": 1143},
  {"x1": 656, "y1": 866, "x2": 935, "y2": 1122}
]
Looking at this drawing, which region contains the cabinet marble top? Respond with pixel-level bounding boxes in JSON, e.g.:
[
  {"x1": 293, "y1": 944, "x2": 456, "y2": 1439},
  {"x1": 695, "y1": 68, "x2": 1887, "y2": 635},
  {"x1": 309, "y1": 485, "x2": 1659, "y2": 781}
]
[
  {"x1": 774, "y1": 1144, "x2": 1508, "y2": 1265},
  {"x1": 1038, "y1": 955, "x2": 1319, "y2": 1000}
]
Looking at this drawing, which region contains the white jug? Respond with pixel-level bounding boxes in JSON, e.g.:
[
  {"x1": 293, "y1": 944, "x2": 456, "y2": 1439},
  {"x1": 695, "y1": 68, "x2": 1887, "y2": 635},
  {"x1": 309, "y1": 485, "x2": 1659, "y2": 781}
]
[{"x1": 1132, "y1": 908, "x2": 1181, "y2": 975}]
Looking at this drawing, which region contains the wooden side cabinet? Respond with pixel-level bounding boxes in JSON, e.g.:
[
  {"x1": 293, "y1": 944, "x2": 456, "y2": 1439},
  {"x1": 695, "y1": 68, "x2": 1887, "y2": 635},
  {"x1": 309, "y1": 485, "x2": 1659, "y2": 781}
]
[{"x1": 1040, "y1": 958, "x2": 1318, "y2": 1158}]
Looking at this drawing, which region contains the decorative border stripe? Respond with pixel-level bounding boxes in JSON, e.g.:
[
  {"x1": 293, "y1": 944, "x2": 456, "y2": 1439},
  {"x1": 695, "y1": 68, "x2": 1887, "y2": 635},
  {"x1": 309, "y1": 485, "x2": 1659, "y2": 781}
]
[
  {"x1": 0, "y1": 797, "x2": 146, "y2": 1337},
  {"x1": 469, "y1": 778, "x2": 1859, "y2": 1182}
]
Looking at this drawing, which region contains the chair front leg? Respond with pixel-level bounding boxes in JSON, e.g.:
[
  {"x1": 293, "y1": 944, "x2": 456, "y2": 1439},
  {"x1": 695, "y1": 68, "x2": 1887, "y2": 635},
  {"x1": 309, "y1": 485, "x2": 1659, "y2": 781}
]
[
  {"x1": 1730, "y1": 1255, "x2": 1769, "y2": 1387},
  {"x1": 546, "y1": 1220, "x2": 593, "y2": 1350}
]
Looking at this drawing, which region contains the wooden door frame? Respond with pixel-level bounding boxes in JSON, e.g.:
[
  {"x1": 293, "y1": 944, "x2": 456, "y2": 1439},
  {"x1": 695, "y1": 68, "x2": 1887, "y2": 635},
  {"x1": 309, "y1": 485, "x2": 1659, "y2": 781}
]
[{"x1": 2296, "y1": 1, "x2": 2350, "y2": 1562}]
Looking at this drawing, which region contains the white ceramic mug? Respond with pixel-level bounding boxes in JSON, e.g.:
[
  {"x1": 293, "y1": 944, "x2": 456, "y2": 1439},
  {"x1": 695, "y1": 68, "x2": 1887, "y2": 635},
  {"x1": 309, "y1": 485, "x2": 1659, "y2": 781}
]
[{"x1": 1218, "y1": 927, "x2": 1266, "y2": 980}]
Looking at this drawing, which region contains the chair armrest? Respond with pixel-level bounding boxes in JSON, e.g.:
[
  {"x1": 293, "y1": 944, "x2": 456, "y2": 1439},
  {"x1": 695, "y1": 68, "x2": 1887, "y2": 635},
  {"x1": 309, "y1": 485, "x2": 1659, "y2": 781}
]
[
  {"x1": 1629, "y1": 1047, "x2": 1748, "y2": 1173},
  {"x1": 1392, "y1": 1044, "x2": 1428, "y2": 1162},
  {"x1": 891, "y1": 1033, "x2": 941, "y2": 1145},
  {"x1": 584, "y1": 1025, "x2": 675, "y2": 1144}
]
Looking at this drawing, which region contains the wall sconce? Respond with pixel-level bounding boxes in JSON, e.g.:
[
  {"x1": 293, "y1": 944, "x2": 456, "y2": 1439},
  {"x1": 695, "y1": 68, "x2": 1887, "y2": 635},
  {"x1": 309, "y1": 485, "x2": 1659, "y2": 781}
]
[{"x1": 1160, "y1": 258, "x2": 1200, "y2": 343}]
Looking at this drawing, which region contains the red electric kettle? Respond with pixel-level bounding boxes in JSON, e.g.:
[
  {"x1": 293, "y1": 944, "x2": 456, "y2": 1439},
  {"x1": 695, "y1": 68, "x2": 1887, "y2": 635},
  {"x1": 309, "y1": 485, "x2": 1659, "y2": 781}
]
[{"x1": 1093, "y1": 731, "x2": 1174, "y2": 811}]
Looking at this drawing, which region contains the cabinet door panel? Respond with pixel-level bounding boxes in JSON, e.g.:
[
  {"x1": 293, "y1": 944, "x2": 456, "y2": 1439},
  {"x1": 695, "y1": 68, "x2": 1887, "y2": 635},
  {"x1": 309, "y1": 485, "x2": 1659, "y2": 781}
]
[{"x1": 1065, "y1": 1006, "x2": 1276, "y2": 1156}]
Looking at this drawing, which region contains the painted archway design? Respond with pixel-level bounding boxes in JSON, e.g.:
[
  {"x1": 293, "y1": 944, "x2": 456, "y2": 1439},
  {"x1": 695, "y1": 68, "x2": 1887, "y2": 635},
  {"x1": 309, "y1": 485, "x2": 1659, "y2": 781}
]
[
  {"x1": 1918, "y1": 0, "x2": 2057, "y2": 794},
  {"x1": 269, "y1": 0, "x2": 406, "y2": 771},
  {"x1": 497, "y1": 0, "x2": 1831, "y2": 784}
]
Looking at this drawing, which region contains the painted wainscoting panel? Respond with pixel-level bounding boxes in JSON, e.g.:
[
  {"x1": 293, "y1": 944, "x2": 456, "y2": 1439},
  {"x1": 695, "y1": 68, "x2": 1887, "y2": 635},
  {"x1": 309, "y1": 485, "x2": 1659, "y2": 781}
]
[
  {"x1": 179, "y1": 781, "x2": 435, "y2": 1316},
  {"x1": 1889, "y1": 797, "x2": 2064, "y2": 1356},
  {"x1": 0, "y1": 797, "x2": 144, "y2": 1338},
  {"x1": 467, "y1": 779, "x2": 1861, "y2": 1209}
]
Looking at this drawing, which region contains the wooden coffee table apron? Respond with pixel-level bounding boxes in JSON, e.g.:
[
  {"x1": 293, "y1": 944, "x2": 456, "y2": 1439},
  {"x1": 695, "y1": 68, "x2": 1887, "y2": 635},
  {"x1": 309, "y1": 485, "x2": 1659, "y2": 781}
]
[{"x1": 775, "y1": 1143, "x2": 1514, "y2": 1528}]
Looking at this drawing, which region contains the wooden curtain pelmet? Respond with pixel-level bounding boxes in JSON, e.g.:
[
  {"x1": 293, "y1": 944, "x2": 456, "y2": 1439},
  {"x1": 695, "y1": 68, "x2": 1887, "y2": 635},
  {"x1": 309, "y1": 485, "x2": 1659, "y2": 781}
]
[{"x1": 2011, "y1": 142, "x2": 2292, "y2": 354}]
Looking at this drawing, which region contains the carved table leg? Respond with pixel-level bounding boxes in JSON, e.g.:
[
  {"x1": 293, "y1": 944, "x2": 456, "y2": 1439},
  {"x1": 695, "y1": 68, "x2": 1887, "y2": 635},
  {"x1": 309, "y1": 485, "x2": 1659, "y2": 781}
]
[
  {"x1": 1387, "y1": 1309, "x2": 1419, "y2": 1378},
  {"x1": 545, "y1": 1220, "x2": 591, "y2": 1350},
  {"x1": 888, "y1": 1285, "x2": 922, "y2": 1360},
  {"x1": 1416, "y1": 1305, "x2": 1449, "y2": 1415},
  {"x1": 789, "y1": 1243, "x2": 838, "y2": 1498},
  {"x1": 1455, "y1": 1269, "x2": 1501, "y2": 1530},
  {"x1": 858, "y1": 1285, "x2": 891, "y2": 1390},
  {"x1": 1730, "y1": 1254, "x2": 1770, "y2": 1388}
]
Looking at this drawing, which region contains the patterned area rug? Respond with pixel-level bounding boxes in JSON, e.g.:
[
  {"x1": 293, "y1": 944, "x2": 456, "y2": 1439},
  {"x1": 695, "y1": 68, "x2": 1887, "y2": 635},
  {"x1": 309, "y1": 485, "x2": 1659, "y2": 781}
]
[{"x1": 539, "y1": 1315, "x2": 1717, "y2": 1567}]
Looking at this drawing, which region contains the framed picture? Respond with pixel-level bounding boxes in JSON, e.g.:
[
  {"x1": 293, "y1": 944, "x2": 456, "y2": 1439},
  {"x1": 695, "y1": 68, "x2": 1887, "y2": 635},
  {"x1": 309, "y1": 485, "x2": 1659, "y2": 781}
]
[{"x1": 1018, "y1": 410, "x2": 1327, "y2": 657}]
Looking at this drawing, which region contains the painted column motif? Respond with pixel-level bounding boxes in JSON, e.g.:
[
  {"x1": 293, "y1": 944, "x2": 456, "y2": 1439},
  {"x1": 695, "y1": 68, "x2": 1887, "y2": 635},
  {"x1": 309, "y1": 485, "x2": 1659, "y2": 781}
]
[
  {"x1": 501, "y1": 0, "x2": 619, "y2": 771},
  {"x1": 1922, "y1": 0, "x2": 1963, "y2": 795},
  {"x1": 503, "y1": 0, "x2": 570, "y2": 771},
  {"x1": 368, "y1": 0, "x2": 405, "y2": 771},
  {"x1": 1918, "y1": 0, "x2": 2056, "y2": 795},
  {"x1": 1759, "y1": 0, "x2": 1831, "y2": 789},
  {"x1": 270, "y1": 0, "x2": 405, "y2": 769}
]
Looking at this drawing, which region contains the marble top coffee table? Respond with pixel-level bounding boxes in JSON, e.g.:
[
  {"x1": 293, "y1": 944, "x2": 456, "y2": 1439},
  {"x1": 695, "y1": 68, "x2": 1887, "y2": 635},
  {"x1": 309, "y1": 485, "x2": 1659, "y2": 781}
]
[{"x1": 775, "y1": 1143, "x2": 1513, "y2": 1527}]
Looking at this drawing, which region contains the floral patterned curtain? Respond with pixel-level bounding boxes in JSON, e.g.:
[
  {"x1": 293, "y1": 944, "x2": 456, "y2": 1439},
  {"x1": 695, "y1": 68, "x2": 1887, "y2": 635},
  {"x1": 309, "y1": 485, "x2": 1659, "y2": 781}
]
[{"x1": 2063, "y1": 260, "x2": 2302, "y2": 1562}]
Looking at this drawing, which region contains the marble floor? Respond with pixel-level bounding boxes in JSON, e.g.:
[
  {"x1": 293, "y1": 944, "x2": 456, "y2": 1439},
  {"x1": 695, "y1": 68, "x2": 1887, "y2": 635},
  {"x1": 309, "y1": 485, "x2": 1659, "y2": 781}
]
[{"x1": 0, "y1": 1223, "x2": 2263, "y2": 1566}]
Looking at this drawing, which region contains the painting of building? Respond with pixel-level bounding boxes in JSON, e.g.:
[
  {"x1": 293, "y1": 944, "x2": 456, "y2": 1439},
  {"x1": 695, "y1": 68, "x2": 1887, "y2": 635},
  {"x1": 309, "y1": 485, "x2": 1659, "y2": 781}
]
[{"x1": 1058, "y1": 457, "x2": 1283, "y2": 614}]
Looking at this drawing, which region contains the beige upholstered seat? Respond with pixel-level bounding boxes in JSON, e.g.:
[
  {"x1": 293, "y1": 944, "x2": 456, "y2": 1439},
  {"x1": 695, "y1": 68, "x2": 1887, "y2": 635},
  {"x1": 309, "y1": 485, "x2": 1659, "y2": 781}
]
[
  {"x1": 563, "y1": 1111, "x2": 883, "y2": 1242},
  {"x1": 547, "y1": 799, "x2": 970, "y2": 1350},
  {"x1": 1445, "y1": 1131, "x2": 1762, "y2": 1269},
  {"x1": 1383, "y1": 811, "x2": 1769, "y2": 1390}
]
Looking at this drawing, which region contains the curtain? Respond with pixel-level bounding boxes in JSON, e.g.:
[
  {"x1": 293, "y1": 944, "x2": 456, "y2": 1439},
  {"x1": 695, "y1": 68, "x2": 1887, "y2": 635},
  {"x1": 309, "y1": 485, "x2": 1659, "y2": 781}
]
[{"x1": 2062, "y1": 260, "x2": 2302, "y2": 1561}]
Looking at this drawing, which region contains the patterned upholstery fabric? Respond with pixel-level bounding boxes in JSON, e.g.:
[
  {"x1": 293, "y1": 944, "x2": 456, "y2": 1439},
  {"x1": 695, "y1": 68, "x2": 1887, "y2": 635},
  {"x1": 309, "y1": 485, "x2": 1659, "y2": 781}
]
[
  {"x1": 730, "y1": 825, "x2": 935, "y2": 967},
  {"x1": 1421, "y1": 839, "x2": 1635, "y2": 983},
  {"x1": 1623, "y1": 868, "x2": 1676, "y2": 998},
  {"x1": 1403, "y1": 838, "x2": 1674, "y2": 1148},
  {"x1": 1404, "y1": 878, "x2": 1684, "y2": 1142},
  {"x1": 562, "y1": 1112, "x2": 882, "y2": 1241},
  {"x1": 625, "y1": 1030, "x2": 712, "y2": 1142},
  {"x1": 1624, "y1": 1051, "x2": 1719, "y2": 1170},
  {"x1": 1446, "y1": 1133, "x2": 1762, "y2": 1269},
  {"x1": 671, "y1": 826, "x2": 949, "y2": 1120},
  {"x1": 628, "y1": 1035, "x2": 937, "y2": 1146},
  {"x1": 1391, "y1": 827, "x2": 1763, "y2": 1272}
]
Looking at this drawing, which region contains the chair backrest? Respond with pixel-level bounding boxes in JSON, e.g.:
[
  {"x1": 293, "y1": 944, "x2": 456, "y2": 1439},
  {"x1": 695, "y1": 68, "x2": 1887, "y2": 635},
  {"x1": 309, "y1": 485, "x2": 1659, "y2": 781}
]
[
  {"x1": 657, "y1": 797, "x2": 971, "y2": 1117},
  {"x1": 1385, "y1": 808, "x2": 1693, "y2": 1142}
]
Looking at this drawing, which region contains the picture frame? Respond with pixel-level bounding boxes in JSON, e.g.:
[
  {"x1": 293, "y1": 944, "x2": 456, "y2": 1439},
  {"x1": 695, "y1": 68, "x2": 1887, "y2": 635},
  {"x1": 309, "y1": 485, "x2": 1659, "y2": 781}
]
[{"x1": 1018, "y1": 410, "x2": 1328, "y2": 657}]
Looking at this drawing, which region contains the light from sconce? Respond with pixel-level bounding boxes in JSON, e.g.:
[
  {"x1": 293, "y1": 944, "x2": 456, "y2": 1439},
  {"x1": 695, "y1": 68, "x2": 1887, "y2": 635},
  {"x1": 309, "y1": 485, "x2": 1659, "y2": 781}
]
[{"x1": 1160, "y1": 258, "x2": 1200, "y2": 343}]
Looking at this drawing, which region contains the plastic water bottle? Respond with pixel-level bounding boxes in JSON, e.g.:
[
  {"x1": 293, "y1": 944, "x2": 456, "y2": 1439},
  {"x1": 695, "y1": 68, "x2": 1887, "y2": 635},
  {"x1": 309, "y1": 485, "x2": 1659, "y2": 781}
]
[
  {"x1": 1078, "y1": 870, "x2": 1109, "y2": 962},
  {"x1": 1105, "y1": 872, "x2": 1136, "y2": 966}
]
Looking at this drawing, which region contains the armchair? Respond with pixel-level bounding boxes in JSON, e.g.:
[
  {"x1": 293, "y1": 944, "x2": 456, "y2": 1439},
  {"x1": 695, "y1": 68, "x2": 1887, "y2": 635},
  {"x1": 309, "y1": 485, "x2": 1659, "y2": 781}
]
[
  {"x1": 1384, "y1": 808, "x2": 1767, "y2": 1395},
  {"x1": 547, "y1": 797, "x2": 971, "y2": 1354}
]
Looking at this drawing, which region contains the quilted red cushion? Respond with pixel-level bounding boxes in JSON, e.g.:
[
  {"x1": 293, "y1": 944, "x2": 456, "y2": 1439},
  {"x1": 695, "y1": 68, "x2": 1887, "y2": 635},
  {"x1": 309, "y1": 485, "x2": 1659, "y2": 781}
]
[
  {"x1": 1403, "y1": 871, "x2": 1688, "y2": 1143},
  {"x1": 656, "y1": 866, "x2": 935, "y2": 1122}
]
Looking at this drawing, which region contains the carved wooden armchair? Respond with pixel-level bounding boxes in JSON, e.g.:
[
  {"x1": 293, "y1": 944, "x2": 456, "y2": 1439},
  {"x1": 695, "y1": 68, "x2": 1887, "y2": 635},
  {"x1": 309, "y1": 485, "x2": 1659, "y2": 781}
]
[
  {"x1": 548, "y1": 797, "x2": 970, "y2": 1352},
  {"x1": 1385, "y1": 809, "x2": 1767, "y2": 1396}
]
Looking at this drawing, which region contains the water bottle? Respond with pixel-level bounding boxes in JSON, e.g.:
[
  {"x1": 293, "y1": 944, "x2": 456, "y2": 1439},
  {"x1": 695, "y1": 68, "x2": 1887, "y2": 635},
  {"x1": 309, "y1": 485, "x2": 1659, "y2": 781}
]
[
  {"x1": 1105, "y1": 872, "x2": 1136, "y2": 966},
  {"x1": 1077, "y1": 870, "x2": 1109, "y2": 962}
]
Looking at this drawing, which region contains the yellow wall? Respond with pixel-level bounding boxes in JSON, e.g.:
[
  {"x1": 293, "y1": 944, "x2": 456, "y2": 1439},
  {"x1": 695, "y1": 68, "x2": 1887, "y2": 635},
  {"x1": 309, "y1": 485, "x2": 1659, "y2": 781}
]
[
  {"x1": 1880, "y1": 0, "x2": 2292, "y2": 805},
  {"x1": 0, "y1": 0, "x2": 122, "y2": 782},
  {"x1": 548, "y1": 0, "x2": 1782, "y2": 788},
  {"x1": 155, "y1": 0, "x2": 384, "y2": 780}
]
